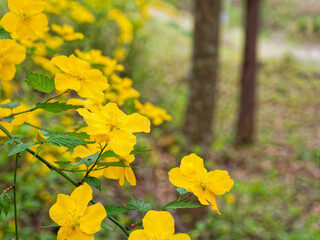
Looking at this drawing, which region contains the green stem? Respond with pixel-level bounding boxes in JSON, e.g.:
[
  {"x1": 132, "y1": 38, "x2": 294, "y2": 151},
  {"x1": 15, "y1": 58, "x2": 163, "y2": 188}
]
[
  {"x1": 44, "y1": 89, "x2": 70, "y2": 103},
  {"x1": 0, "y1": 90, "x2": 70, "y2": 121},
  {"x1": 13, "y1": 154, "x2": 19, "y2": 240},
  {"x1": 0, "y1": 107, "x2": 37, "y2": 121},
  {"x1": 0, "y1": 123, "x2": 130, "y2": 237},
  {"x1": 80, "y1": 143, "x2": 108, "y2": 183}
]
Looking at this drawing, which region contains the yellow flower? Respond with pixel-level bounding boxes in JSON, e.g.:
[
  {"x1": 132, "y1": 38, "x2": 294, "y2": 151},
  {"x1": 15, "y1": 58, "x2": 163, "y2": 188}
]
[
  {"x1": 0, "y1": 0, "x2": 48, "y2": 39},
  {"x1": 0, "y1": 39, "x2": 26, "y2": 81},
  {"x1": 51, "y1": 24, "x2": 84, "y2": 41},
  {"x1": 49, "y1": 183, "x2": 107, "y2": 240},
  {"x1": 105, "y1": 75, "x2": 140, "y2": 106},
  {"x1": 70, "y1": 2, "x2": 95, "y2": 24},
  {"x1": 102, "y1": 155, "x2": 136, "y2": 186},
  {"x1": 51, "y1": 54, "x2": 109, "y2": 102},
  {"x1": 77, "y1": 103, "x2": 150, "y2": 156},
  {"x1": 33, "y1": 56, "x2": 59, "y2": 75},
  {"x1": 129, "y1": 210, "x2": 190, "y2": 240},
  {"x1": 108, "y1": 9, "x2": 133, "y2": 44},
  {"x1": 134, "y1": 100, "x2": 172, "y2": 126},
  {"x1": 168, "y1": 154, "x2": 234, "y2": 215}
]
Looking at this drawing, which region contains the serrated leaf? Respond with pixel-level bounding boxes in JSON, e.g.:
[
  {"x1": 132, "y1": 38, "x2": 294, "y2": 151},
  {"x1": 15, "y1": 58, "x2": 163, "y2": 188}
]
[
  {"x1": 0, "y1": 193, "x2": 12, "y2": 216},
  {"x1": 46, "y1": 133, "x2": 89, "y2": 148},
  {"x1": 100, "y1": 149, "x2": 152, "y2": 159},
  {"x1": 8, "y1": 142, "x2": 36, "y2": 156},
  {"x1": 0, "y1": 27, "x2": 10, "y2": 39},
  {"x1": 162, "y1": 200, "x2": 201, "y2": 211},
  {"x1": 71, "y1": 152, "x2": 99, "y2": 167},
  {"x1": 36, "y1": 102, "x2": 81, "y2": 113},
  {"x1": 54, "y1": 161, "x2": 72, "y2": 166},
  {"x1": 0, "y1": 137, "x2": 22, "y2": 150},
  {"x1": 0, "y1": 101, "x2": 20, "y2": 109},
  {"x1": 176, "y1": 187, "x2": 189, "y2": 195},
  {"x1": 84, "y1": 177, "x2": 101, "y2": 191},
  {"x1": 40, "y1": 223, "x2": 59, "y2": 228},
  {"x1": 128, "y1": 197, "x2": 152, "y2": 213},
  {"x1": 105, "y1": 206, "x2": 131, "y2": 216},
  {"x1": 96, "y1": 161, "x2": 126, "y2": 167},
  {"x1": 25, "y1": 71, "x2": 55, "y2": 94},
  {"x1": 1, "y1": 116, "x2": 14, "y2": 123},
  {"x1": 63, "y1": 132, "x2": 90, "y2": 140},
  {"x1": 101, "y1": 221, "x2": 114, "y2": 231}
]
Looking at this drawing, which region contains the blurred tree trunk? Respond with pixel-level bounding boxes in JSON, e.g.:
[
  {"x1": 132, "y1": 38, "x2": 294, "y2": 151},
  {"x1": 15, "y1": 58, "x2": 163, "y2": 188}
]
[
  {"x1": 183, "y1": 0, "x2": 221, "y2": 152},
  {"x1": 235, "y1": 0, "x2": 260, "y2": 145}
]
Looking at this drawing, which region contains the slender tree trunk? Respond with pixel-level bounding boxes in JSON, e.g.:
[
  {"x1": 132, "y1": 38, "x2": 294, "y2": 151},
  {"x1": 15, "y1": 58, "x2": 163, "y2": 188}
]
[
  {"x1": 235, "y1": 0, "x2": 260, "y2": 145},
  {"x1": 183, "y1": 0, "x2": 221, "y2": 152}
]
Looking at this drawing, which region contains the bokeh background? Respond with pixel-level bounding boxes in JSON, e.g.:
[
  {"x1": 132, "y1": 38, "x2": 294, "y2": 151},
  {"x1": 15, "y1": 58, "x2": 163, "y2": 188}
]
[{"x1": 0, "y1": 0, "x2": 319, "y2": 239}]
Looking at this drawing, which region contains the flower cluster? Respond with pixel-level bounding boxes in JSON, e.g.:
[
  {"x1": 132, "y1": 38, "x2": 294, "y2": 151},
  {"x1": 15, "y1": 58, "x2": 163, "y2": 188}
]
[{"x1": 169, "y1": 153, "x2": 234, "y2": 214}]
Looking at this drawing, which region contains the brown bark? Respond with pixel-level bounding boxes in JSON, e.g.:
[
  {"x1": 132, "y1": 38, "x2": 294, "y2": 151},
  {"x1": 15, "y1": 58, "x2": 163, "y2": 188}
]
[
  {"x1": 235, "y1": 0, "x2": 260, "y2": 145},
  {"x1": 183, "y1": 0, "x2": 221, "y2": 152}
]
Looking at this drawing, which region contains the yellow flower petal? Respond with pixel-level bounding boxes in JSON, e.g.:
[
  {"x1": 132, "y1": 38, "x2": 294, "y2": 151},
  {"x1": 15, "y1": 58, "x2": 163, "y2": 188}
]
[
  {"x1": 29, "y1": 14, "x2": 48, "y2": 32},
  {"x1": 191, "y1": 185, "x2": 209, "y2": 205},
  {"x1": 143, "y1": 210, "x2": 175, "y2": 236},
  {"x1": 205, "y1": 190, "x2": 220, "y2": 215},
  {"x1": 172, "y1": 234, "x2": 191, "y2": 240},
  {"x1": 49, "y1": 194, "x2": 76, "y2": 226},
  {"x1": 55, "y1": 73, "x2": 81, "y2": 91},
  {"x1": 101, "y1": 102, "x2": 126, "y2": 119},
  {"x1": 0, "y1": 63, "x2": 16, "y2": 81},
  {"x1": 70, "y1": 183, "x2": 92, "y2": 216},
  {"x1": 180, "y1": 153, "x2": 206, "y2": 179},
  {"x1": 0, "y1": 12, "x2": 19, "y2": 33},
  {"x1": 51, "y1": 55, "x2": 72, "y2": 73},
  {"x1": 103, "y1": 166, "x2": 120, "y2": 180},
  {"x1": 79, "y1": 203, "x2": 107, "y2": 234},
  {"x1": 125, "y1": 167, "x2": 136, "y2": 186},
  {"x1": 206, "y1": 170, "x2": 234, "y2": 195},
  {"x1": 108, "y1": 130, "x2": 136, "y2": 156},
  {"x1": 168, "y1": 167, "x2": 193, "y2": 190},
  {"x1": 57, "y1": 226, "x2": 93, "y2": 240},
  {"x1": 122, "y1": 113, "x2": 150, "y2": 133},
  {"x1": 128, "y1": 229, "x2": 148, "y2": 240}
]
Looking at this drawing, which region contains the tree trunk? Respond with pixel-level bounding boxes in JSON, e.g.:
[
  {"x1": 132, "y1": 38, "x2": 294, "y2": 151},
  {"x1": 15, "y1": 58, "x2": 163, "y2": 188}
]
[
  {"x1": 183, "y1": 0, "x2": 221, "y2": 152},
  {"x1": 235, "y1": 0, "x2": 260, "y2": 145}
]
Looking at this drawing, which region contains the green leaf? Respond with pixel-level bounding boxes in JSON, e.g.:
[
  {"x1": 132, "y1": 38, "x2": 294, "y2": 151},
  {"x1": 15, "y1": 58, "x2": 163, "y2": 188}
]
[
  {"x1": 8, "y1": 142, "x2": 36, "y2": 156},
  {"x1": 105, "y1": 206, "x2": 131, "y2": 216},
  {"x1": 54, "y1": 161, "x2": 72, "y2": 166},
  {"x1": 100, "y1": 149, "x2": 152, "y2": 159},
  {"x1": 71, "y1": 152, "x2": 99, "y2": 167},
  {"x1": 0, "y1": 193, "x2": 12, "y2": 216},
  {"x1": 96, "y1": 161, "x2": 127, "y2": 167},
  {"x1": 40, "y1": 223, "x2": 59, "y2": 228},
  {"x1": 63, "y1": 132, "x2": 90, "y2": 140},
  {"x1": 25, "y1": 71, "x2": 55, "y2": 94},
  {"x1": 176, "y1": 187, "x2": 188, "y2": 195},
  {"x1": 100, "y1": 150, "x2": 118, "y2": 159},
  {"x1": 84, "y1": 177, "x2": 101, "y2": 191},
  {"x1": 101, "y1": 221, "x2": 114, "y2": 231},
  {"x1": 0, "y1": 137, "x2": 22, "y2": 150},
  {"x1": 162, "y1": 200, "x2": 201, "y2": 211},
  {"x1": 0, "y1": 27, "x2": 10, "y2": 39},
  {"x1": 127, "y1": 197, "x2": 152, "y2": 213},
  {"x1": 36, "y1": 102, "x2": 81, "y2": 113},
  {"x1": 130, "y1": 149, "x2": 153, "y2": 154},
  {"x1": 0, "y1": 101, "x2": 20, "y2": 109},
  {"x1": 46, "y1": 133, "x2": 89, "y2": 148},
  {"x1": 1, "y1": 116, "x2": 14, "y2": 123}
]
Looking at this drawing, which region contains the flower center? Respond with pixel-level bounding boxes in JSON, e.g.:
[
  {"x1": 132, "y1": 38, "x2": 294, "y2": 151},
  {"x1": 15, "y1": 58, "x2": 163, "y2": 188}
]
[
  {"x1": 196, "y1": 170, "x2": 208, "y2": 190},
  {"x1": 18, "y1": 12, "x2": 32, "y2": 23}
]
